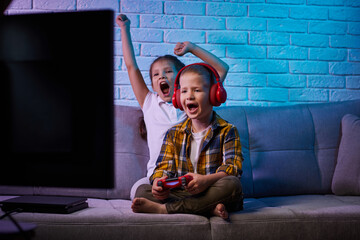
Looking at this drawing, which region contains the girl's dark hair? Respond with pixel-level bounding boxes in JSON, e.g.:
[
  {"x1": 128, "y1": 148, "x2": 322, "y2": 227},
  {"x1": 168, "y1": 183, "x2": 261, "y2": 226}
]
[
  {"x1": 139, "y1": 55, "x2": 185, "y2": 140},
  {"x1": 139, "y1": 116, "x2": 147, "y2": 140}
]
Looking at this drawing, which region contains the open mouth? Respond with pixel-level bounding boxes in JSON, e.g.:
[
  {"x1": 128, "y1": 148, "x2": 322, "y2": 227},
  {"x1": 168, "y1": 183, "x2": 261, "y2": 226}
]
[
  {"x1": 186, "y1": 103, "x2": 199, "y2": 113},
  {"x1": 160, "y1": 82, "x2": 170, "y2": 96}
]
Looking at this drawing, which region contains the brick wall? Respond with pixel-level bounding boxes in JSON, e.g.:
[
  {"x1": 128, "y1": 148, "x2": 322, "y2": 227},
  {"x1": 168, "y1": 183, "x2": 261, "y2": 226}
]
[{"x1": 5, "y1": 0, "x2": 360, "y2": 106}]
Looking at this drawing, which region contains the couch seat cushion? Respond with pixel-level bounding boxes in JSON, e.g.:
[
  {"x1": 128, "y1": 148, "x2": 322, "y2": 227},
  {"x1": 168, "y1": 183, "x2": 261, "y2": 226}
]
[
  {"x1": 0, "y1": 197, "x2": 211, "y2": 240},
  {"x1": 210, "y1": 195, "x2": 360, "y2": 240}
]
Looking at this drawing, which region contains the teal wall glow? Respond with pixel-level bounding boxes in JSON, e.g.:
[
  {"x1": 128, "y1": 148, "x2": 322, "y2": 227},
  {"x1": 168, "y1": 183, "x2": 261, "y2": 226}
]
[{"x1": 6, "y1": 0, "x2": 360, "y2": 106}]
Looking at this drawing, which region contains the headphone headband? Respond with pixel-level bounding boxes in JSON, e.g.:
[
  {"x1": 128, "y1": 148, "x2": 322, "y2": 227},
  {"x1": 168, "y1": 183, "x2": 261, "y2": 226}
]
[{"x1": 173, "y1": 63, "x2": 221, "y2": 91}]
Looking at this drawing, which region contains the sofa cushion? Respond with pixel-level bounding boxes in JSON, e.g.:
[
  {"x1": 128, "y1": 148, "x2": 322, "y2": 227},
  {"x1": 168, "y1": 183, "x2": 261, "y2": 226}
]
[
  {"x1": 211, "y1": 195, "x2": 360, "y2": 240},
  {"x1": 217, "y1": 100, "x2": 360, "y2": 198},
  {"x1": 332, "y1": 114, "x2": 360, "y2": 196},
  {"x1": 218, "y1": 104, "x2": 329, "y2": 197},
  {"x1": 0, "y1": 196, "x2": 211, "y2": 240}
]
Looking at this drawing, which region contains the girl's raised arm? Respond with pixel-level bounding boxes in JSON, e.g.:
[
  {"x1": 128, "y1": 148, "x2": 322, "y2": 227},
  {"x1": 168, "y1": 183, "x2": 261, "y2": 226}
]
[
  {"x1": 116, "y1": 14, "x2": 149, "y2": 108},
  {"x1": 174, "y1": 41, "x2": 229, "y2": 82}
]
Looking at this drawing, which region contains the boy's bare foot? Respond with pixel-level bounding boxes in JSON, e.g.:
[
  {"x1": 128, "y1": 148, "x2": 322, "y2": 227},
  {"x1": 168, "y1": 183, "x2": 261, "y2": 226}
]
[
  {"x1": 213, "y1": 203, "x2": 229, "y2": 220},
  {"x1": 131, "y1": 197, "x2": 168, "y2": 214}
]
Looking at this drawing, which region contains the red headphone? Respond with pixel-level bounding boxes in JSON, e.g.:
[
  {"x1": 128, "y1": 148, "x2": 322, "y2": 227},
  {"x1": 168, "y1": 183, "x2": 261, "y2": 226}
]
[{"x1": 172, "y1": 63, "x2": 227, "y2": 110}]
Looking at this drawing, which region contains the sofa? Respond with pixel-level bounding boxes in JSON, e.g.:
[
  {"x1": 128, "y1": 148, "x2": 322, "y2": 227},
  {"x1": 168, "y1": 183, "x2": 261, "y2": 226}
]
[{"x1": 1, "y1": 99, "x2": 360, "y2": 240}]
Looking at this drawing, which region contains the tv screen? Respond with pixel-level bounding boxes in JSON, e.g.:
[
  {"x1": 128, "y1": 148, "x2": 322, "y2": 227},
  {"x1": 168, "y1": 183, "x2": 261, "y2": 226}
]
[{"x1": 0, "y1": 10, "x2": 114, "y2": 188}]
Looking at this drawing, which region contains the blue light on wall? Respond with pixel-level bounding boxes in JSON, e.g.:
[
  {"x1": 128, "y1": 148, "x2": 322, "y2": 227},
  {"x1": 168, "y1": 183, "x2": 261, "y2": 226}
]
[{"x1": 5, "y1": 0, "x2": 360, "y2": 106}]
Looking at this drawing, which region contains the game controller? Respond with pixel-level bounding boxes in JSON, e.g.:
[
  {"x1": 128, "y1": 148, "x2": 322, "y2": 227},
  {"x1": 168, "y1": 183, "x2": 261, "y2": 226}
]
[{"x1": 157, "y1": 175, "x2": 193, "y2": 189}]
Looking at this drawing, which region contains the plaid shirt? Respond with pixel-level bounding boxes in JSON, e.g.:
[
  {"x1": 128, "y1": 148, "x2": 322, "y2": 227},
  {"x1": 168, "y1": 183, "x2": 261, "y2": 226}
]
[{"x1": 150, "y1": 112, "x2": 243, "y2": 182}]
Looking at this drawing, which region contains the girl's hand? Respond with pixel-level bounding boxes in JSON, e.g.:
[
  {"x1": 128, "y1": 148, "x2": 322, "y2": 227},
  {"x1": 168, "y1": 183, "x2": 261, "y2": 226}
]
[
  {"x1": 152, "y1": 177, "x2": 170, "y2": 200},
  {"x1": 174, "y1": 41, "x2": 194, "y2": 56},
  {"x1": 185, "y1": 173, "x2": 210, "y2": 195},
  {"x1": 116, "y1": 14, "x2": 130, "y2": 29}
]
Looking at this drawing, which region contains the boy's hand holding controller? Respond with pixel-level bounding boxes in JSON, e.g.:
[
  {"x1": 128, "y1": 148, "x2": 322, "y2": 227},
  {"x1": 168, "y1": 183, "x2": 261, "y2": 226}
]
[
  {"x1": 157, "y1": 175, "x2": 193, "y2": 189},
  {"x1": 153, "y1": 174, "x2": 193, "y2": 200},
  {"x1": 152, "y1": 176, "x2": 171, "y2": 200},
  {"x1": 185, "y1": 173, "x2": 212, "y2": 195}
]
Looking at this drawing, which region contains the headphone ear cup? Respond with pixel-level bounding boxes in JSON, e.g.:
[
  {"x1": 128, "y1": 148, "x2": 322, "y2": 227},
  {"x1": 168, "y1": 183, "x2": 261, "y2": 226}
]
[
  {"x1": 210, "y1": 84, "x2": 221, "y2": 106},
  {"x1": 172, "y1": 89, "x2": 178, "y2": 108},
  {"x1": 172, "y1": 89, "x2": 183, "y2": 110},
  {"x1": 176, "y1": 89, "x2": 183, "y2": 110},
  {"x1": 210, "y1": 82, "x2": 227, "y2": 106},
  {"x1": 216, "y1": 82, "x2": 227, "y2": 104}
]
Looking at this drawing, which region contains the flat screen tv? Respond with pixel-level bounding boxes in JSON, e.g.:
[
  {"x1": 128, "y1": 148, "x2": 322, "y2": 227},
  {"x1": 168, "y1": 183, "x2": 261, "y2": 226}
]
[{"x1": 0, "y1": 10, "x2": 114, "y2": 189}]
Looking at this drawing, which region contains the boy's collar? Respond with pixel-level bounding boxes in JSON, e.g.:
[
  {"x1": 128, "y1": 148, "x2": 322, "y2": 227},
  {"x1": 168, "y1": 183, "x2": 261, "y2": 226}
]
[{"x1": 180, "y1": 111, "x2": 227, "y2": 134}]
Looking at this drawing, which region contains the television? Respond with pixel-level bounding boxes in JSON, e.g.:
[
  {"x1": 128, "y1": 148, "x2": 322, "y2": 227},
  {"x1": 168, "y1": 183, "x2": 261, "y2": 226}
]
[{"x1": 0, "y1": 10, "x2": 114, "y2": 189}]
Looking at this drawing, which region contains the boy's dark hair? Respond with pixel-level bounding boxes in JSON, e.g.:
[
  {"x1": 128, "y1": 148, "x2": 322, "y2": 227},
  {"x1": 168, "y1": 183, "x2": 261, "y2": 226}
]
[
  {"x1": 139, "y1": 55, "x2": 185, "y2": 140},
  {"x1": 179, "y1": 64, "x2": 216, "y2": 86}
]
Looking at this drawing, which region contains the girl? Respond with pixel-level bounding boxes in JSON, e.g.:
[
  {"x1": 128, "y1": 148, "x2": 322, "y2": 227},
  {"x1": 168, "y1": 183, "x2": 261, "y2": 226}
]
[{"x1": 116, "y1": 14, "x2": 229, "y2": 200}]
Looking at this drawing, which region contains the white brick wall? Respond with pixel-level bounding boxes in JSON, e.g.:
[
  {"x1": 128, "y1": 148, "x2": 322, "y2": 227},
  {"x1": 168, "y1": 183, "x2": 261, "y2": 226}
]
[{"x1": 5, "y1": 0, "x2": 360, "y2": 106}]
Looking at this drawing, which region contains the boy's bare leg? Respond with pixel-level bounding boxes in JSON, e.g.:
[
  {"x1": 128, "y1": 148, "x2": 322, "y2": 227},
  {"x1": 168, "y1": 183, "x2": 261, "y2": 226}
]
[
  {"x1": 212, "y1": 203, "x2": 229, "y2": 220},
  {"x1": 132, "y1": 197, "x2": 168, "y2": 214}
]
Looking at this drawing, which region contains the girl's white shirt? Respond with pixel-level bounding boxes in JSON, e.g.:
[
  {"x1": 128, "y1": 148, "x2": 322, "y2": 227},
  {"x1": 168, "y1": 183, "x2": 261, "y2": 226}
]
[{"x1": 142, "y1": 92, "x2": 187, "y2": 177}]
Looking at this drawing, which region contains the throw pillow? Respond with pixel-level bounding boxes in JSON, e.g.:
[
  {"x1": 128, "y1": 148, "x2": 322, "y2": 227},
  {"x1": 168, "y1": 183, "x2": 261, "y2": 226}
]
[{"x1": 332, "y1": 114, "x2": 360, "y2": 195}]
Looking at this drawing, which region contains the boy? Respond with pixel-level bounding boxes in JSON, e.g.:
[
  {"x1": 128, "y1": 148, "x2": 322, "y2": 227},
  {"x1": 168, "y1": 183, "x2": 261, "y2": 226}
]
[{"x1": 132, "y1": 63, "x2": 243, "y2": 219}]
